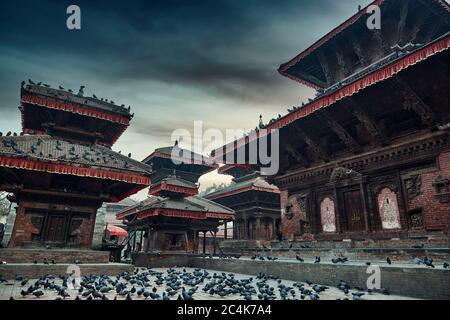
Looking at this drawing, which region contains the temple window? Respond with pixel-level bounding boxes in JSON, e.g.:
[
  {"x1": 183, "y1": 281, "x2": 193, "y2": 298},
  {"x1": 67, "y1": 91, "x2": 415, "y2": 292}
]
[
  {"x1": 320, "y1": 197, "x2": 336, "y2": 233},
  {"x1": 377, "y1": 187, "x2": 401, "y2": 229}
]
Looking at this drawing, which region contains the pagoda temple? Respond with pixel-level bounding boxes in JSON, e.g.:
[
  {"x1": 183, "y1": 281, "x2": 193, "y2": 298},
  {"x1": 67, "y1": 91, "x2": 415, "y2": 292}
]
[
  {"x1": 0, "y1": 83, "x2": 152, "y2": 249},
  {"x1": 205, "y1": 165, "x2": 280, "y2": 241},
  {"x1": 116, "y1": 145, "x2": 234, "y2": 254},
  {"x1": 213, "y1": 0, "x2": 450, "y2": 243}
]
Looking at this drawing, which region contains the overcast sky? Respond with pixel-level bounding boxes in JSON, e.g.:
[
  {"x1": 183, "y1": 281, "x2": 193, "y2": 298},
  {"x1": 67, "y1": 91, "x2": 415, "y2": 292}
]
[{"x1": 0, "y1": 0, "x2": 375, "y2": 199}]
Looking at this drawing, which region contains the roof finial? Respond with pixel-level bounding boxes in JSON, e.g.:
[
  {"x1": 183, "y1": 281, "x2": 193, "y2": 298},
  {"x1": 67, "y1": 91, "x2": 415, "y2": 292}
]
[{"x1": 258, "y1": 115, "x2": 264, "y2": 129}]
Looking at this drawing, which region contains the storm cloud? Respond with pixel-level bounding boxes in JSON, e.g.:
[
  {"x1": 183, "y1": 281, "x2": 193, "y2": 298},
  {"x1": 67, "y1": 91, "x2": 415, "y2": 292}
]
[{"x1": 0, "y1": 0, "x2": 374, "y2": 194}]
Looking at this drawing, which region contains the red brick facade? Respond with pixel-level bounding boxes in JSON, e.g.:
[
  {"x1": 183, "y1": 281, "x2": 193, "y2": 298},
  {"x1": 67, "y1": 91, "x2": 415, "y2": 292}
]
[
  {"x1": 9, "y1": 202, "x2": 97, "y2": 249},
  {"x1": 408, "y1": 151, "x2": 450, "y2": 232}
]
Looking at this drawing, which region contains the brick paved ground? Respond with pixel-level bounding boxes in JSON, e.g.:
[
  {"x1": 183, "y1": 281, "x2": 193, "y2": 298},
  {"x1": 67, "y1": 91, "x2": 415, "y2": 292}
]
[{"x1": 0, "y1": 267, "x2": 416, "y2": 300}]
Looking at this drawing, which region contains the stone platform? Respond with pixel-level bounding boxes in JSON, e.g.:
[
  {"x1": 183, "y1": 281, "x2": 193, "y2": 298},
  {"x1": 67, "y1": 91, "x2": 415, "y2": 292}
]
[
  {"x1": 0, "y1": 248, "x2": 110, "y2": 264},
  {"x1": 220, "y1": 238, "x2": 450, "y2": 262},
  {"x1": 132, "y1": 252, "x2": 203, "y2": 268},
  {"x1": 189, "y1": 256, "x2": 450, "y2": 300},
  {"x1": 0, "y1": 263, "x2": 134, "y2": 279},
  {"x1": 129, "y1": 251, "x2": 450, "y2": 300}
]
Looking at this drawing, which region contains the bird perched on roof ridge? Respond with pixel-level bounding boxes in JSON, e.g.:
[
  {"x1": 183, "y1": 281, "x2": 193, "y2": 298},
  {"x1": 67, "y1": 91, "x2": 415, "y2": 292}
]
[{"x1": 77, "y1": 85, "x2": 85, "y2": 96}]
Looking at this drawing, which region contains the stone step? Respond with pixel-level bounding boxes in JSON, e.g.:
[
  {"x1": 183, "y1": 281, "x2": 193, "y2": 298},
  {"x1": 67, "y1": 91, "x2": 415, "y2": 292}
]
[
  {"x1": 0, "y1": 263, "x2": 134, "y2": 279},
  {"x1": 190, "y1": 256, "x2": 450, "y2": 300},
  {"x1": 0, "y1": 248, "x2": 110, "y2": 264}
]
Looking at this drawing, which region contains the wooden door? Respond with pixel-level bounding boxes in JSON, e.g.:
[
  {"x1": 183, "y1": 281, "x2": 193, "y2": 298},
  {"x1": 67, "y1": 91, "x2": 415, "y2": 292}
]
[
  {"x1": 343, "y1": 191, "x2": 365, "y2": 231},
  {"x1": 44, "y1": 215, "x2": 66, "y2": 242}
]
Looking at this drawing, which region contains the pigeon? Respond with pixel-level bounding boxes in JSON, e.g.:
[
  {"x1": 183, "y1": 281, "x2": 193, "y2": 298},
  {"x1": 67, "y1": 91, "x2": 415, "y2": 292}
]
[
  {"x1": 386, "y1": 257, "x2": 392, "y2": 265},
  {"x1": 77, "y1": 86, "x2": 85, "y2": 96},
  {"x1": 444, "y1": 262, "x2": 449, "y2": 269},
  {"x1": 412, "y1": 244, "x2": 425, "y2": 249},
  {"x1": 28, "y1": 79, "x2": 35, "y2": 85},
  {"x1": 411, "y1": 256, "x2": 422, "y2": 265},
  {"x1": 33, "y1": 290, "x2": 44, "y2": 298},
  {"x1": 423, "y1": 257, "x2": 435, "y2": 268},
  {"x1": 314, "y1": 256, "x2": 321, "y2": 264},
  {"x1": 296, "y1": 255, "x2": 304, "y2": 262},
  {"x1": 59, "y1": 85, "x2": 64, "y2": 90}
]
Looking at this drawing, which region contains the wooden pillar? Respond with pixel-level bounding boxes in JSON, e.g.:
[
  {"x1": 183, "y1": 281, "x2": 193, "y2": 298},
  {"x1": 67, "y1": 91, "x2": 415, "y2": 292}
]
[
  {"x1": 224, "y1": 221, "x2": 228, "y2": 240},
  {"x1": 139, "y1": 230, "x2": 143, "y2": 252},
  {"x1": 272, "y1": 218, "x2": 276, "y2": 240},
  {"x1": 146, "y1": 227, "x2": 151, "y2": 252},
  {"x1": 202, "y1": 231, "x2": 206, "y2": 254},
  {"x1": 132, "y1": 230, "x2": 137, "y2": 252},
  {"x1": 360, "y1": 182, "x2": 370, "y2": 232},
  {"x1": 256, "y1": 217, "x2": 261, "y2": 240},
  {"x1": 333, "y1": 187, "x2": 342, "y2": 233},
  {"x1": 213, "y1": 231, "x2": 217, "y2": 256},
  {"x1": 193, "y1": 231, "x2": 197, "y2": 253},
  {"x1": 244, "y1": 218, "x2": 249, "y2": 239}
]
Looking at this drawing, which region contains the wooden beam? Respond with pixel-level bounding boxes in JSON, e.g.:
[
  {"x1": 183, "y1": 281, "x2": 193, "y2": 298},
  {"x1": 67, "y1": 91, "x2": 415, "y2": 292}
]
[
  {"x1": 393, "y1": 76, "x2": 438, "y2": 126},
  {"x1": 397, "y1": 0, "x2": 409, "y2": 45},
  {"x1": 315, "y1": 110, "x2": 362, "y2": 154},
  {"x1": 284, "y1": 143, "x2": 310, "y2": 167},
  {"x1": 19, "y1": 187, "x2": 110, "y2": 201},
  {"x1": 317, "y1": 51, "x2": 333, "y2": 86},
  {"x1": 346, "y1": 98, "x2": 390, "y2": 146},
  {"x1": 418, "y1": 0, "x2": 450, "y2": 26},
  {"x1": 42, "y1": 122, "x2": 104, "y2": 139},
  {"x1": 372, "y1": 29, "x2": 389, "y2": 54},
  {"x1": 335, "y1": 47, "x2": 351, "y2": 77},
  {"x1": 409, "y1": 10, "x2": 430, "y2": 43},
  {"x1": 352, "y1": 39, "x2": 367, "y2": 67},
  {"x1": 292, "y1": 123, "x2": 330, "y2": 161}
]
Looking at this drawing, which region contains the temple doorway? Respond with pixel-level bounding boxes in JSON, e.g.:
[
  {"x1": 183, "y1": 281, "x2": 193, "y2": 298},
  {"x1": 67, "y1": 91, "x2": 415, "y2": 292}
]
[{"x1": 343, "y1": 190, "x2": 365, "y2": 231}]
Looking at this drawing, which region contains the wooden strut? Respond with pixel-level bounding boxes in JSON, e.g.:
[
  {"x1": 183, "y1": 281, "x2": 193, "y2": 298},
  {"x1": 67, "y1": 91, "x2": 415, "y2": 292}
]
[
  {"x1": 284, "y1": 142, "x2": 310, "y2": 167},
  {"x1": 393, "y1": 76, "x2": 438, "y2": 126},
  {"x1": 346, "y1": 98, "x2": 390, "y2": 146},
  {"x1": 315, "y1": 110, "x2": 362, "y2": 154},
  {"x1": 292, "y1": 123, "x2": 330, "y2": 162}
]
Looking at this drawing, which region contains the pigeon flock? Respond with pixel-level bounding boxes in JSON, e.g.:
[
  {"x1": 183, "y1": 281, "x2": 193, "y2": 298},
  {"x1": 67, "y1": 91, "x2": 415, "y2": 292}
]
[{"x1": 0, "y1": 267, "x2": 417, "y2": 301}]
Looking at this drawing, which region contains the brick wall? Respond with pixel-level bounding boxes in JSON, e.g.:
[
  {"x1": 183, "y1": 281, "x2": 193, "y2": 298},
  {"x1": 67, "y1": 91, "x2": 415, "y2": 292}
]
[
  {"x1": 409, "y1": 151, "x2": 450, "y2": 232},
  {"x1": 0, "y1": 248, "x2": 110, "y2": 263},
  {"x1": 190, "y1": 257, "x2": 450, "y2": 300},
  {"x1": 0, "y1": 263, "x2": 133, "y2": 279},
  {"x1": 9, "y1": 202, "x2": 97, "y2": 249}
]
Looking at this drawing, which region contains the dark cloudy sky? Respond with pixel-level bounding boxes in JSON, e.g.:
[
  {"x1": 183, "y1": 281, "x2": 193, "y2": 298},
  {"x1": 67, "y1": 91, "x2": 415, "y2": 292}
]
[{"x1": 0, "y1": 0, "x2": 374, "y2": 197}]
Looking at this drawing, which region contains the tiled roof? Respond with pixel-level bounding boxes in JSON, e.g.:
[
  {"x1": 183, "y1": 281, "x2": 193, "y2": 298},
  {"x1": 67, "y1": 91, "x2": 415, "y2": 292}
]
[
  {"x1": 0, "y1": 135, "x2": 152, "y2": 174},
  {"x1": 120, "y1": 195, "x2": 234, "y2": 216},
  {"x1": 205, "y1": 175, "x2": 279, "y2": 199},
  {"x1": 159, "y1": 177, "x2": 198, "y2": 189},
  {"x1": 23, "y1": 84, "x2": 132, "y2": 118},
  {"x1": 144, "y1": 145, "x2": 216, "y2": 167}
]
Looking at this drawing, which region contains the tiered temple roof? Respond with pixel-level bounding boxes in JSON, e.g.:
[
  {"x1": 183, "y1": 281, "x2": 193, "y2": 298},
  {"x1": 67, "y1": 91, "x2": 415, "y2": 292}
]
[
  {"x1": 118, "y1": 145, "x2": 233, "y2": 223},
  {"x1": 0, "y1": 82, "x2": 152, "y2": 248},
  {"x1": 20, "y1": 83, "x2": 133, "y2": 146}
]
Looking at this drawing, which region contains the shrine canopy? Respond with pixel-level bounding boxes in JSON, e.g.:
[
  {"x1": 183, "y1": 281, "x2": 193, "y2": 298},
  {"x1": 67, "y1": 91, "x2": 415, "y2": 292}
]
[
  {"x1": 0, "y1": 135, "x2": 152, "y2": 202},
  {"x1": 143, "y1": 145, "x2": 218, "y2": 187},
  {"x1": 116, "y1": 194, "x2": 235, "y2": 221},
  {"x1": 278, "y1": 0, "x2": 450, "y2": 89},
  {"x1": 20, "y1": 84, "x2": 133, "y2": 146}
]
